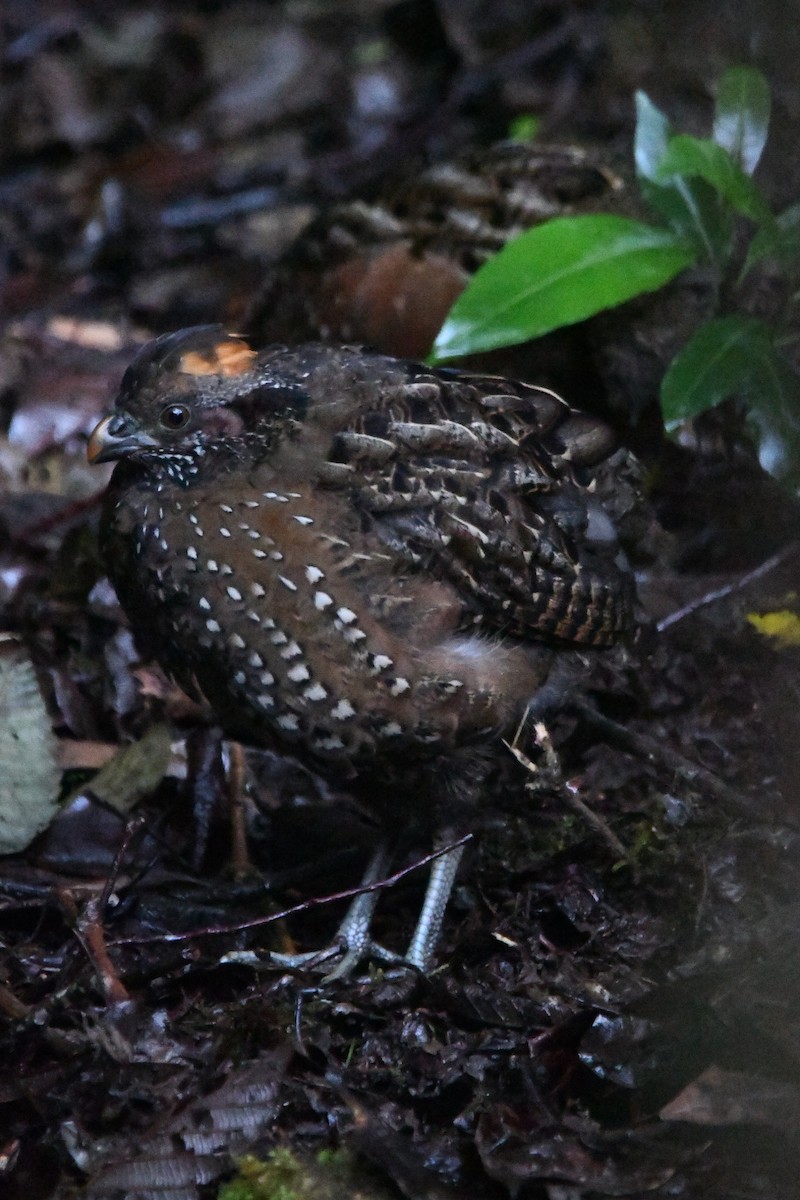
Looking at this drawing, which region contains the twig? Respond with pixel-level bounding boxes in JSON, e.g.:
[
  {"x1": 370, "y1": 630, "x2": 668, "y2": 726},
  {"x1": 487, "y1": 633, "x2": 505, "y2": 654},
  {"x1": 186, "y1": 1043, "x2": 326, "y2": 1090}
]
[
  {"x1": 110, "y1": 834, "x2": 473, "y2": 947},
  {"x1": 65, "y1": 818, "x2": 146, "y2": 1007},
  {"x1": 75, "y1": 896, "x2": 131, "y2": 1005},
  {"x1": 99, "y1": 814, "x2": 147, "y2": 912},
  {"x1": 505, "y1": 719, "x2": 628, "y2": 862},
  {"x1": 569, "y1": 697, "x2": 747, "y2": 810},
  {"x1": 561, "y1": 777, "x2": 629, "y2": 862},
  {"x1": 657, "y1": 545, "x2": 797, "y2": 632},
  {"x1": 226, "y1": 741, "x2": 251, "y2": 877}
]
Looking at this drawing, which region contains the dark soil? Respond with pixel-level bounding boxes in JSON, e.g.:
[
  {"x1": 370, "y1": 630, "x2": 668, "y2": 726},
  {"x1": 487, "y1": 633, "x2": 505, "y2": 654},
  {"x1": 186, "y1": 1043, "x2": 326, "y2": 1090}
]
[{"x1": 1, "y1": 4, "x2": 799, "y2": 1199}]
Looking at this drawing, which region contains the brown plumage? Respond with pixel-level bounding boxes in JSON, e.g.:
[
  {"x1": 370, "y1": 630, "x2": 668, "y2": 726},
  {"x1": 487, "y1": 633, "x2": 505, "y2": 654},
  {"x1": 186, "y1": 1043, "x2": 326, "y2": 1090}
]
[
  {"x1": 245, "y1": 142, "x2": 629, "y2": 359},
  {"x1": 88, "y1": 326, "x2": 639, "y2": 972}
]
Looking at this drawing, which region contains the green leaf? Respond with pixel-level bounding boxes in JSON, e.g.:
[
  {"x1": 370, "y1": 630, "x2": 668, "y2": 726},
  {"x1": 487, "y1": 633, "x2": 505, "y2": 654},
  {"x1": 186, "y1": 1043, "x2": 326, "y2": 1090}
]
[
  {"x1": 656, "y1": 134, "x2": 774, "y2": 228},
  {"x1": 713, "y1": 66, "x2": 771, "y2": 175},
  {"x1": 634, "y1": 91, "x2": 671, "y2": 181},
  {"x1": 507, "y1": 113, "x2": 541, "y2": 142},
  {"x1": 745, "y1": 345, "x2": 800, "y2": 484},
  {"x1": 634, "y1": 97, "x2": 732, "y2": 260},
  {"x1": 639, "y1": 174, "x2": 732, "y2": 264},
  {"x1": 661, "y1": 315, "x2": 770, "y2": 428},
  {"x1": 745, "y1": 200, "x2": 800, "y2": 271},
  {"x1": 430, "y1": 214, "x2": 695, "y2": 362},
  {"x1": 661, "y1": 315, "x2": 800, "y2": 484}
]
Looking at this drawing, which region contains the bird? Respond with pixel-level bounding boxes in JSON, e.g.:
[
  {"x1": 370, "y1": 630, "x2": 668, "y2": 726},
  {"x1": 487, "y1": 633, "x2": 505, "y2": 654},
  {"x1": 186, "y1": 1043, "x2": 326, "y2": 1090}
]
[
  {"x1": 87, "y1": 325, "x2": 638, "y2": 976},
  {"x1": 245, "y1": 141, "x2": 630, "y2": 361}
]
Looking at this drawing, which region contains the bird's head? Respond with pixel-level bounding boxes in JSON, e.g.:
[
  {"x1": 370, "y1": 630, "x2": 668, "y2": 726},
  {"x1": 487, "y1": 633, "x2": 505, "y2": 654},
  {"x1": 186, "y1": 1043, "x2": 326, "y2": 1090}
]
[{"x1": 87, "y1": 326, "x2": 308, "y2": 465}]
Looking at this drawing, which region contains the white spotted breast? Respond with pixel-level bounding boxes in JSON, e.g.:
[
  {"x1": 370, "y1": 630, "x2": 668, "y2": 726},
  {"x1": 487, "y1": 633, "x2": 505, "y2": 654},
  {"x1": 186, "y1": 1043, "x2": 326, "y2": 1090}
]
[{"x1": 112, "y1": 469, "x2": 461, "y2": 764}]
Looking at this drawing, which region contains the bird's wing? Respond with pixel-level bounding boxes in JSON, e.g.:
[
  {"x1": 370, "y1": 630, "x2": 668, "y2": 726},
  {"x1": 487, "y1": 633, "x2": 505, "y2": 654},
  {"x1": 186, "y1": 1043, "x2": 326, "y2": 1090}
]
[{"x1": 315, "y1": 368, "x2": 635, "y2": 647}]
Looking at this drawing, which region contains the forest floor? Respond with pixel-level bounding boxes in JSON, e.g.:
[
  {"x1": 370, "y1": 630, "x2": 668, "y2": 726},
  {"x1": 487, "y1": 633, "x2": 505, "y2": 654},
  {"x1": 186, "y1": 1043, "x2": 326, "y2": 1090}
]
[{"x1": 1, "y1": 3, "x2": 800, "y2": 1198}]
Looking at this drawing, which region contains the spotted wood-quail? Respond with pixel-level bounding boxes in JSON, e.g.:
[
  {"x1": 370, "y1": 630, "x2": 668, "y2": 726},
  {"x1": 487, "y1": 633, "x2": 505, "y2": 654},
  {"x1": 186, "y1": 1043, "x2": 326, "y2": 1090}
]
[
  {"x1": 245, "y1": 142, "x2": 630, "y2": 360},
  {"x1": 88, "y1": 326, "x2": 638, "y2": 973}
]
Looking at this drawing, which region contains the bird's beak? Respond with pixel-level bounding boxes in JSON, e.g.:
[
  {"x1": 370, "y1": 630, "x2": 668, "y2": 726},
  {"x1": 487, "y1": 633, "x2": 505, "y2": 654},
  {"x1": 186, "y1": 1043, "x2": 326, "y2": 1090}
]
[{"x1": 87, "y1": 415, "x2": 157, "y2": 464}]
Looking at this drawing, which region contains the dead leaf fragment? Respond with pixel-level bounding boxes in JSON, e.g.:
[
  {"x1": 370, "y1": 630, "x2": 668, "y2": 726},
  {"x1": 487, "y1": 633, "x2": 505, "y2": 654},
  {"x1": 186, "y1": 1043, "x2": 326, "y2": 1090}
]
[
  {"x1": 0, "y1": 635, "x2": 61, "y2": 853},
  {"x1": 660, "y1": 1065, "x2": 800, "y2": 1129},
  {"x1": 747, "y1": 607, "x2": 800, "y2": 647},
  {"x1": 73, "y1": 723, "x2": 173, "y2": 813}
]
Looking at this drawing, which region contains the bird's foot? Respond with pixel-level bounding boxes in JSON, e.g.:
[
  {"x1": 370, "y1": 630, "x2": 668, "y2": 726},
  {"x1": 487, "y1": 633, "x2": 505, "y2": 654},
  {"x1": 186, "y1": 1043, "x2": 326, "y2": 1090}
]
[
  {"x1": 269, "y1": 840, "x2": 465, "y2": 981},
  {"x1": 269, "y1": 933, "x2": 407, "y2": 982}
]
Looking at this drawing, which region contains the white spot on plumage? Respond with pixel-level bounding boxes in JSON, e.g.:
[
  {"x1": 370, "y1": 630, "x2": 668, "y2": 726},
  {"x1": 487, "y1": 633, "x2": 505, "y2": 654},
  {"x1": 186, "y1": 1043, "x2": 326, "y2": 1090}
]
[
  {"x1": 226, "y1": 586, "x2": 242, "y2": 601},
  {"x1": 279, "y1": 575, "x2": 297, "y2": 592},
  {"x1": 229, "y1": 633, "x2": 246, "y2": 650},
  {"x1": 305, "y1": 565, "x2": 324, "y2": 584},
  {"x1": 186, "y1": 546, "x2": 198, "y2": 560},
  {"x1": 207, "y1": 559, "x2": 218, "y2": 572},
  {"x1": 293, "y1": 515, "x2": 314, "y2": 525},
  {"x1": 234, "y1": 670, "x2": 246, "y2": 685},
  {"x1": 372, "y1": 654, "x2": 393, "y2": 671},
  {"x1": 390, "y1": 677, "x2": 411, "y2": 696},
  {"x1": 206, "y1": 618, "x2": 221, "y2": 633},
  {"x1": 303, "y1": 682, "x2": 327, "y2": 701},
  {"x1": 277, "y1": 713, "x2": 299, "y2": 730},
  {"x1": 337, "y1": 607, "x2": 357, "y2": 624},
  {"x1": 314, "y1": 591, "x2": 333, "y2": 610},
  {"x1": 253, "y1": 549, "x2": 268, "y2": 559},
  {"x1": 316, "y1": 734, "x2": 345, "y2": 751},
  {"x1": 248, "y1": 652, "x2": 264, "y2": 668},
  {"x1": 271, "y1": 631, "x2": 288, "y2": 645},
  {"x1": 199, "y1": 597, "x2": 211, "y2": 611},
  {"x1": 331, "y1": 698, "x2": 355, "y2": 720},
  {"x1": 260, "y1": 671, "x2": 275, "y2": 686},
  {"x1": 220, "y1": 527, "x2": 231, "y2": 537},
  {"x1": 287, "y1": 663, "x2": 310, "y2": 683},
  {"x1": 220, "y1": 504, "x2": 233, "y2": 513},
  {"x1": 280, "y1": 640, "x2": 303, "y2": 660},
  {"x1": 250, "y1": 582, "x2": 266, "y2": 598}
]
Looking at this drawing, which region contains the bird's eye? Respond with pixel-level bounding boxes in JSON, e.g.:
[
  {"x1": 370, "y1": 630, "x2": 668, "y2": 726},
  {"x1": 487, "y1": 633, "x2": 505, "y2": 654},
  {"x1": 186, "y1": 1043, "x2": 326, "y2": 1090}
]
[{"x1": 160, "y1": 404, "x2": 190, "y2": 430}]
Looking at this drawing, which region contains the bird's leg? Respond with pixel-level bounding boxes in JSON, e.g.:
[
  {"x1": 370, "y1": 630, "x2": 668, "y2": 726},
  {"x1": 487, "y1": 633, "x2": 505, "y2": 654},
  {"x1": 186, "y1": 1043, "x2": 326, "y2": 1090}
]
[
  {"x1": 320, "y1": 841, "x2": 398, "y2": 980},
  {"x1": 328, "y1": 836, "x2": 467, "y2": 975},
  {"x1": 269, "y1": 836, "x2": 465, "y2": 979},
  {"x1": 269, "y1": 840, "x2": 393, "y2": 977},
  {"x1": 403, "y1": 838, "x2": 465, "y2": 971}
]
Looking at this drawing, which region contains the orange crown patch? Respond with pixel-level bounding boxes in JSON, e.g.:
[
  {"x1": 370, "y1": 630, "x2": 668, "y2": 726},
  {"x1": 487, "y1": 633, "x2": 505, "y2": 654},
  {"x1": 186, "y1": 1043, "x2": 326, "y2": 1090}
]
[{"x1": 179, "y1": 338, "x2": 257, "y2": 378}]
